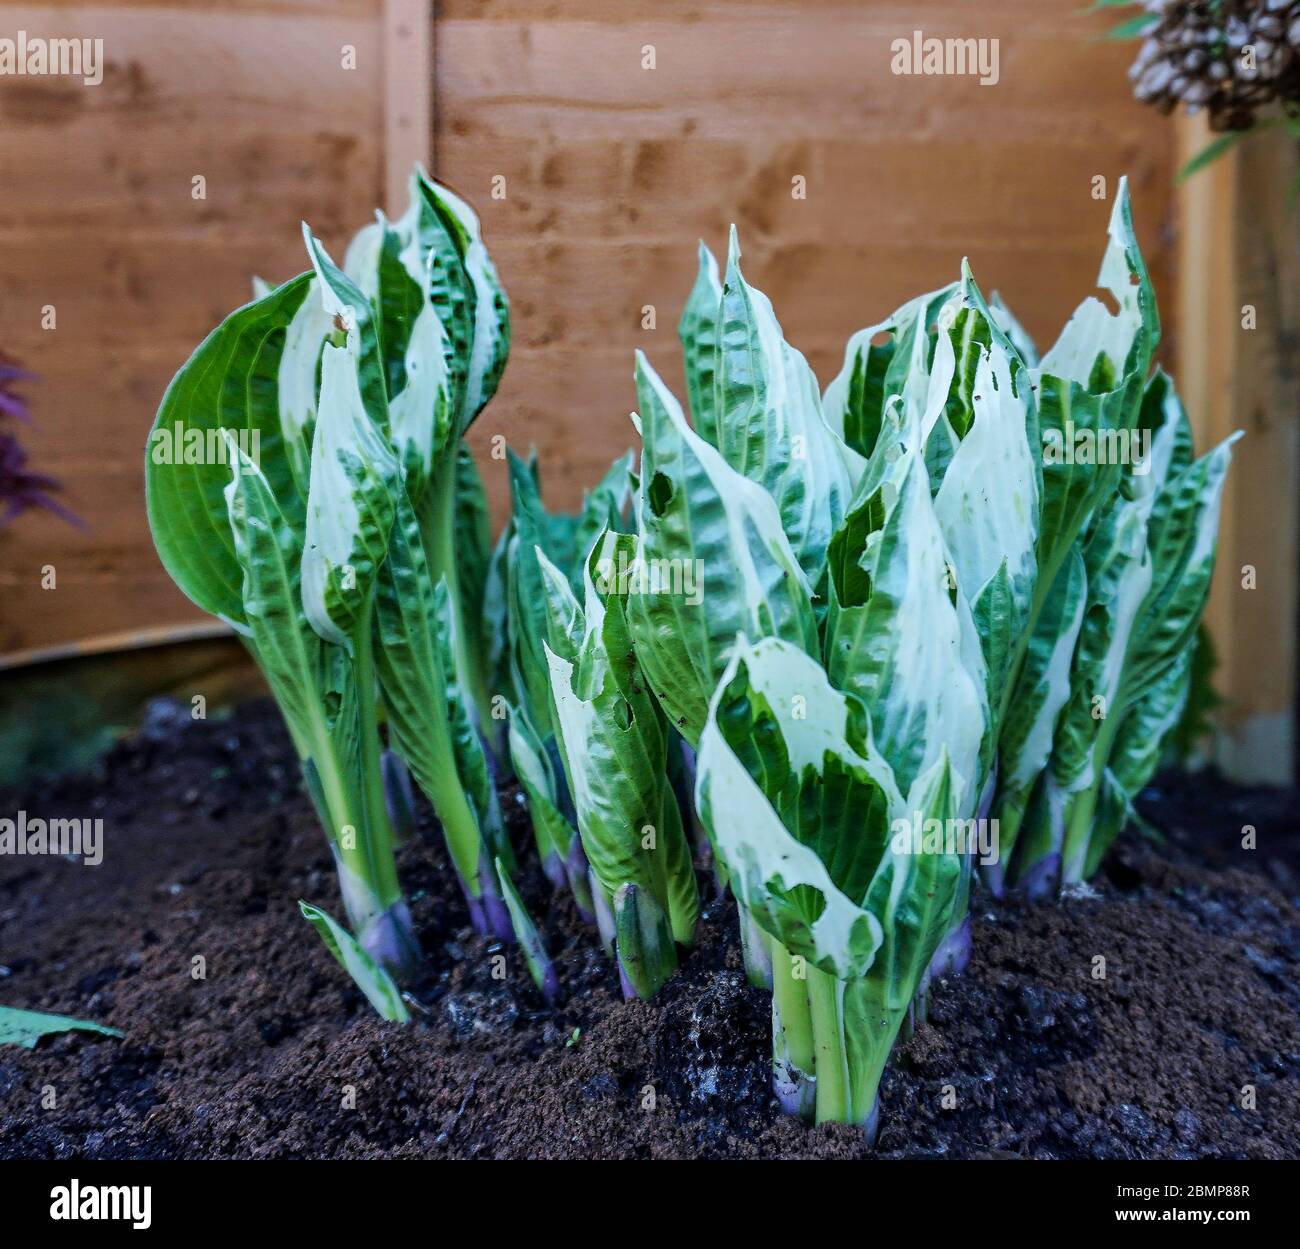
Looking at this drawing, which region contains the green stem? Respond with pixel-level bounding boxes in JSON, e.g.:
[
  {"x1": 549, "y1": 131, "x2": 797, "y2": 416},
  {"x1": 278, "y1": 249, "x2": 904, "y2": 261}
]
[
  {"x1": 353, "y1": 611, "x2": 400, "y2": 906},
  {"x1": 771, "y1": 938, "x2": 814, "y2": 1078},
  {"x1": 301, "y1": 699, "x2": 365, "y2": 889},
  {"x1": 806, "y1": 966, "x2": 849, "y2": 1125},
  {"x1": 995, "y1": 800, "x2": 1026, "y2": 878},
  {"x1": 844, "y1": 974, "x2": 910, "y2": 1142},
  {"x1": 423, "y1": 451, "x2": 492, "y2": 737},
  {"x1": 770, "y1": 937, "x2": 816, "y2": 1119},
  {"x1": 738, "y1": 911, "x2": 774, "y2": 990},
  {"x1": 425, "y1": 744, "x2": 486, "y2": 902},
  {"x1": 1060, "y1": 708, "x2": 1123, "y2": 886}
]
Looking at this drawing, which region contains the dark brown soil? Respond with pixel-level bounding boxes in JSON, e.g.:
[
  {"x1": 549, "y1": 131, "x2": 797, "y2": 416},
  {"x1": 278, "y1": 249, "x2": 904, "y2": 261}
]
[{"x1": 1, "y1": 699, "x2": 1297, "y2": 1159}]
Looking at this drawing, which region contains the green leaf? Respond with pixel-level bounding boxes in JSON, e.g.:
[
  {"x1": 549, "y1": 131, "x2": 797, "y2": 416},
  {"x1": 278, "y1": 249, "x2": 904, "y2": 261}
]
[
  {"x1": 712, "y1": 228, "x2": 864, "y2": 583},
  {"x1": 145, "y1": 273, "x2": 315, "y2": 626},
  {"x1": 826, "y1": 452, "x2": 987, "y2": 810},
  {"x1": 1081, "y1": 770, "x2": 1131, "y2": 879},
  {"x1": 861, "y1": 751, "x2": 962, "y2": 1011},
  {"x1": 931, "y1": 287, "x2": 996, "y2": 442},
  {"x1": 626, "y1": 352, "x2": 818, "y2": 745},
  {"x1": 971, "y1": 561, "x2": 1019, "y2": 711},
  {"x1": 1011, "y1": 370, "x2": 1238, "y2": 888},
  {"x1": 393, "y1": 175, "x2": 472, "y2": 428},
  {"x1": 697, "y1": 638, "x2": 897, "y2": 979},
  {"x1": 678, "y1": 241, "x2": 723, "y2": 445},
  {"x1": 1110, "y1": 647, "x2": 1193, "y2": 796},
  {"x1": 438, "y1": 576, "x2": 510, "y2": 866},
  {"x1": 994, "y1": 545, "x2": 1087, "y2": 855},
  {"x1": 1137, "y1": 369, "x2": 1195, "y2": 498},
  {"x1": 1177, "y1": 127, "x2": 1257, "y2": 182},
  {"x1": 539, "y1": 534, "x2": 700, "y2": 949},
  {"x1": 1167, "y1": 622, "x2": 1221, "y2": 762},
  {"x1": 508, "y1": 703, "x2": 577, "y2": 873},
  {"x1": 0, "y1": 1006, "x2": 122, "y2": 1049},
  {"x1": 1038, "y1": 177, "x2": 1158, "y2": 388},
  {"x1": 483, "y1": 521, "x2": 516, "y2": 713},
  {"x1": 453, "y1": 446, "x2": 494, "y2": 706},
  {"x1": 1052, "y1": 499, "x2": 1152, "y2": 797},
  {"x1": 373, "y1": 488, "x2": 487, "y2": 896},
  {"x1": 1122, "y1": 432, "x2": 1239, "y2": 710},
  {"x1": 223, "y1": 438, "x2": 332, "y2": 761},
  {"x1": 506, "y1": 449, "x2": 576, "y2": 736},
  {"x1": 1038, "y1": 186, "x2": 1155, "y2": 425},
  {"x1": 932, "y1": 313, "x2": 1039, "y2": 686},
  {"x1": 299, "y1": 901, "x2": 409, "y2": 1022},
  {"x1": 302, "y1": 226, "x2": 390, "y2": 434},
  {"x1": 495, "y1": 858, "x2": 559, "y2": 1002},
  {"x1": 697, "y1": 636, "x2": 962, "y2": 997},
  {"x1": 412, "y1": 170, "x2": 510, "y2": 431},
  {"x1": 1028, "y1": 182, "x2": 1158, "y2": 624},
  {"x1": 614, "y1": 882, "x2": 678, "y2": 999},
  {"x1": 343, "y1": 215, "x2": 452, "y2": 496},
  {"x1": 1103, "y1": 13, "x2": 1159, "y2": 39},
  {"x1": 823, "y1": 286, "x2": 956, "y2": 459},
  {"x1": 300, "y1": 345, "x2": 401, "y2": 648},
  {"x1": 572, "y1": 449, "x2": 636, "y2": 572},
  {"x1": 387, "y1": 273, "x2": 454, "y2": 495}
]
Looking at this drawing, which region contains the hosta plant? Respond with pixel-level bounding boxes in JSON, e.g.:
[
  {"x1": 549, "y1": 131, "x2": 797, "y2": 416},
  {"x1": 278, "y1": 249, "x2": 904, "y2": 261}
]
[
  {"x1": 537, "y1": 531, "x2": 700, "y2": 998},
  {"x1": 145, "y1": 168, "x2": 512, "y2": 1011},
  {"x1": 696, "y1": 636, "x2": 966, "y2": 1137},
  {"x1": 614, "y1": 178, "x2": 1235, "y2": 1129},
  {"x1": 995, "y1": 370, "x2": 1238, "y2": 893},
  {"x1": 503, "y1": 447, "x2": 634, "y2": 919},
  {"x1": 624, "y1": 241, "x2": 989, "y2": 1126}
]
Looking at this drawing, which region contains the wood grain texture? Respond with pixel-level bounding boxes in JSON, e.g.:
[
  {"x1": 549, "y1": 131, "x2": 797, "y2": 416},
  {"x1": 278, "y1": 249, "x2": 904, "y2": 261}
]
[
  {"x1": 1177, "y1": 117, "x2": 1298, "y2": 784},
  {"x1": 436, "y1": 1, "x2": 1175, "y2": 521},
  {"x1": 0, "y1": 0, "x2": 1178, "y2": 662},
  {"x1": 0, "y1": 3, "x2": 386, "y2": 654},
  {"x1": 384, "y1": 0, "x2": 432, "y2": 215}
]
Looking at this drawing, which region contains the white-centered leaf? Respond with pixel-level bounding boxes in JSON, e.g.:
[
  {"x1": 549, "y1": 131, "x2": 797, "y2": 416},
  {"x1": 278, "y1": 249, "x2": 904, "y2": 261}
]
[{"x1": 301, "y1": 346, "x2": 401, "y2": 648}]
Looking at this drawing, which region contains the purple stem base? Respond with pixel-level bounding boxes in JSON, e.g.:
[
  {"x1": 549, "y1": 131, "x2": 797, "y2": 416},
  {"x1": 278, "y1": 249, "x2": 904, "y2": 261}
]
[
  {"x1": 464, "y1": 872, "x2": 516, "y2": 944},
  {"x1": 617, "y1": 958, "x2": 638, "y2": 1001},
  {"x1": 564, "y1": 838, "x2": 597, "y2": 926},
  {"x1": 360, "y1": 900, "x2": 422, "y2": 983},
  {"x1": 1018, "y1": 851, "x2": 1062, "y2": 901},
  {"x1": 773, "y1": 1061, "x2": 816, "y2": 1119},
  {"x1": 928, "y1": 913, "x2": 972, "y2": 980},
  {"x1": 541, "y1": 849, "x2": 567, "y2": 892},
  {"x1": 862, "y1": 1098, "x2": 881, "y2": 1149}
]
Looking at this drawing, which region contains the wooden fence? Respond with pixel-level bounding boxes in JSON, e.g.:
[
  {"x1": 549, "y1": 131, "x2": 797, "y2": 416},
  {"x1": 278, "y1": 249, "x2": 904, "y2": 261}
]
[{"x1": 1, "y1": 1, "x2": 1291, "y2": 780}]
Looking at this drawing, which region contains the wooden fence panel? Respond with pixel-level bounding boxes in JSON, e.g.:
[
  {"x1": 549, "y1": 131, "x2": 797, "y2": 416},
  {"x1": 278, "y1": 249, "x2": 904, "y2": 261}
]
[
  {"x1": 1176, "y1": 119, "x2": 1299, "y2": 784},
  {"x1": 4, "y1": 0, "x2": 1206, "y2": 738}
]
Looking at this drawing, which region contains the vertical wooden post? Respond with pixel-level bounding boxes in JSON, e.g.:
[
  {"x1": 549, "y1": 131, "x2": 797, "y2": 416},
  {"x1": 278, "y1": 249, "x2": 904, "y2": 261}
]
[
  {"x1": 1176, "y1": 116, "x2": 1299, "y2": 784},
  {"x1": 383, "y1": 0, "x2": 433, "y2": 215}
]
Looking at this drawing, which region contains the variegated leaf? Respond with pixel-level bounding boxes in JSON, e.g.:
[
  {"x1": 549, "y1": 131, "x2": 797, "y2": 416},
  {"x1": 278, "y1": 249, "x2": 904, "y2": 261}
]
[
  {"x1": 540, "y1": 535, "x2": 699, "y2": 948},
  {"x1": 712, "y1": 228, "x2": 864, "y2": 583},
  {"x1": 301, "y1": 345, "x2": 401, "y2": 648},
  {"x1": 825, "y1": 450, "x2": 987, "y2": 811},
  {"x1": 626, "y1": 351, "x2": 818, "y2": 746},
  {"x1": 678, "y1": 241, "x2": 723, "y2": 446},
  {"x1": 146, "y1": 273, "x2": 316, "y2": 625}
]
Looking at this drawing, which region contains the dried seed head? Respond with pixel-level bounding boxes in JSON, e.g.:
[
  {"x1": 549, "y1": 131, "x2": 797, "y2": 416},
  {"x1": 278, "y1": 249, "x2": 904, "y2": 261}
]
[{"x1": 1122, "y1": 0, "x2": 1300, "y2": 132}]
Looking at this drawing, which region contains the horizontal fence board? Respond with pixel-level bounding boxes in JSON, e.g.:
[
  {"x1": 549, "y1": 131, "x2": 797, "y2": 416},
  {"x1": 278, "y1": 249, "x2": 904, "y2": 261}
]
[
  {"x1": 0, "y1": 2, "x2": 388, "y2": 655},
  {"x1": 0, "y1": 0, "x2": 1180, "y2": 666}
]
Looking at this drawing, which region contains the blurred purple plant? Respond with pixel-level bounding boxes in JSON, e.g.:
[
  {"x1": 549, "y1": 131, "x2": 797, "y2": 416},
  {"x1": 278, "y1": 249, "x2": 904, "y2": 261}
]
[{"x1": 0, "y1": 357, "x2": 79, "y2": 528}]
